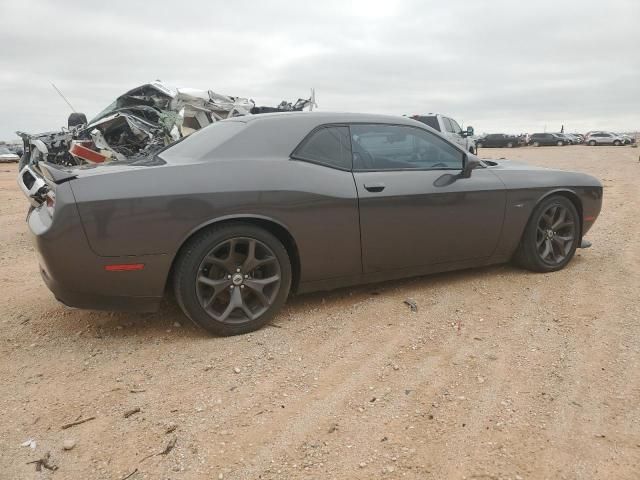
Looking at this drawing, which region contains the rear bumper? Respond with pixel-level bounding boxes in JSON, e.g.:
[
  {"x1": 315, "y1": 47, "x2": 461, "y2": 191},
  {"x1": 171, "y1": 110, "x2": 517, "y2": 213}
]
[
  {"x1": 40, "y1": 264, "x2": 162, "y2": 312},
  {"x1": 28, "y1": 185, "x2": 171, "y2": 312}
]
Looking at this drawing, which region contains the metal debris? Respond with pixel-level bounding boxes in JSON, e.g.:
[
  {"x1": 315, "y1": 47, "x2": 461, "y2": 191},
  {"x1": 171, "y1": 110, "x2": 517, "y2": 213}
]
[
  {"x1": 403, "y1": 298, "x2": 418, "y2": 312},
  {"x1": 18, "y1": 81, "x2": 316, "y2": 168}
]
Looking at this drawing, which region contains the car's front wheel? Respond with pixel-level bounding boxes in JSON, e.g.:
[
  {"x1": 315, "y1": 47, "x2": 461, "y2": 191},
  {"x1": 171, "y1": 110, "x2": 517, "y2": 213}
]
[
  {"x1": 507, "y1": 142, "x2": 514, "y2": 148},
  {"x1": 588, "y1": 140, "x2": 597, "y2": 146},
  {"x1": 613, "y1": 140, "x2": 621, "y2": 146},
  {"x1": 173, "y1": 223, "x2": 292, "y2": 336},
  {"x1": 514, "y1": 196, "x2": 579, "y2": 273}
]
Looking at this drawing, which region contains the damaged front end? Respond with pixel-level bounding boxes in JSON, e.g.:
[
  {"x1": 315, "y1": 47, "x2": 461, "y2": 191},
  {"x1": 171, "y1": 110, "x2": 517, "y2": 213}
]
[{"x1": 18, "y1": 81, "x2": 316, "y2": 168}]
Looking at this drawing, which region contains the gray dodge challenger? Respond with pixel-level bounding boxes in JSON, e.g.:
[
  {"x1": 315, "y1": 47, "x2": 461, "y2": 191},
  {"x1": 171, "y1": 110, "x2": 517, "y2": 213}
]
[{"x1": 18, "y1": 112, "x2": 602, "y2": 335}]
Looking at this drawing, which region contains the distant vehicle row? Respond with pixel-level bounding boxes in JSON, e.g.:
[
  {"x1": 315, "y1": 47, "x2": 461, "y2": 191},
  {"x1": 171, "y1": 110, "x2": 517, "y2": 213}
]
[{"x1": 475, "y1": 131, "x2": 635, "y2": 147}]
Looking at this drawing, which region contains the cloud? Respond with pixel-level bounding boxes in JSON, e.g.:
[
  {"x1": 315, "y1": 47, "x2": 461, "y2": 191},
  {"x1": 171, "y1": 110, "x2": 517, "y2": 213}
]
[{"x1": 0, "y1": 0, "x2": 638, "y2": 139}]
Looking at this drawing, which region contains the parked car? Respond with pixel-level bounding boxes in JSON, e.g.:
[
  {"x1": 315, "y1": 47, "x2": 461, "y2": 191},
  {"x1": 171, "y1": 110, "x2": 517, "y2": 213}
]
[
  {"x1": 475, "y1": 134, "x2": 521, "y2": 148},
  {"x1": 410, "y1": 113, "x2": 477, "y2": 154},
  {"x1": 569, "y1": 134, "x2": 584, "y2": 144},
  {"x1": 584, "y1": 131, "x2": 625, "y2": 146},
  {"x1": 615, "y1": 133, "x2": 634, "y2": 145},
  {"x1": 529, "y1": 133, "x2": 567, "y2": 146},
  {"x1": 0, "y1": 146, "x2": 20, "y2": 163},
  {"x1": 555, "y1": 133, "x2": 579, "y2": 145},
  {"x1": 18, "y1": 112, "x2": 602, "y2": 336}
]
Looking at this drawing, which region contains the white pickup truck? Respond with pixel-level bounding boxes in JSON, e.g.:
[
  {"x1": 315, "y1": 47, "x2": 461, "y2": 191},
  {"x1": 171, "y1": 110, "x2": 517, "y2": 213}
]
[{"x1": 410, "y1": 114, "x2": 477, "y2": 154}]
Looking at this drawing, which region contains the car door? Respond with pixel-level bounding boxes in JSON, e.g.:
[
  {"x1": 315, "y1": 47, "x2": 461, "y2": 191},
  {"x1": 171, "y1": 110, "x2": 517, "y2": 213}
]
[
  {"x1": 601, "y1": 133, "x2": 613, "y2": 144},
  {"x1": 448, "y1": 118, "x2": 467, "y2": 149},
  {"x1": 351, "y1": 123, "x2": 506, "y2": 273},
  {"x1": 440, "y1": 116, "x2": 457, "y2": 145}
]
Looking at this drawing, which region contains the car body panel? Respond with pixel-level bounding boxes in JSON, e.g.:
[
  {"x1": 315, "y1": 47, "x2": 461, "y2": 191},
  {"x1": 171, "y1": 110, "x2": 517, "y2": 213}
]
[
  {"x1": 19, "y1": 112, "x2": 603, "y2": 313},
  {"x1": 71, "y1": 158, "x2": 363, "y2": 284},
  {"x1": 354, "y1": 168, "x2": 506, "y2": 272}
]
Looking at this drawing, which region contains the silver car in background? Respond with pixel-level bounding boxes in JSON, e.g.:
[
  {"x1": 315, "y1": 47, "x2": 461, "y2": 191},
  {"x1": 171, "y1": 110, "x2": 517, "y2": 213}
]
[
  {"x1": 0, "y1": 146, "x2": 20, "y2": 163},
  {"x1": 584, "y1": 131, "x2": 625, "y2": 146}
]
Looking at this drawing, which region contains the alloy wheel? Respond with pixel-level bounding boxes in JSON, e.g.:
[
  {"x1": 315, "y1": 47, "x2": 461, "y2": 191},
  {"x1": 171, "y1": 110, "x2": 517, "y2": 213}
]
[
  {"x1": 536, "y1": 205, "x2": 576, "y2": 265},
  {"x1": 195, "y1": 237, "x2": 281, "y2": 324}
]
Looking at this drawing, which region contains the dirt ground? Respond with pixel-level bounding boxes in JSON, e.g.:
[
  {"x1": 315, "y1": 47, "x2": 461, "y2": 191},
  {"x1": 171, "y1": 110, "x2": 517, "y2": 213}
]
[{"x1": 1, "y1": 145, "x2": 639, "y2": 480}]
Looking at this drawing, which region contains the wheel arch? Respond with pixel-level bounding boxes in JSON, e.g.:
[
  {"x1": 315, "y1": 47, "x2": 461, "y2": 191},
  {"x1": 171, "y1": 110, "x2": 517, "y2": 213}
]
[
  {"x1": 531, "y1": 189, "x2": 584, "y2": 239},
  {"x1": 167, "y1": 215, "x2": 302, "y2": 294}
]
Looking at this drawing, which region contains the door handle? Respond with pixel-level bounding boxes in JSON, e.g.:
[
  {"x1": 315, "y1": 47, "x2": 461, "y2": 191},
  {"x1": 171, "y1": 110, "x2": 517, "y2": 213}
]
[{"x1": 364, "y1": 183, "x2": 385, "y2": 192}]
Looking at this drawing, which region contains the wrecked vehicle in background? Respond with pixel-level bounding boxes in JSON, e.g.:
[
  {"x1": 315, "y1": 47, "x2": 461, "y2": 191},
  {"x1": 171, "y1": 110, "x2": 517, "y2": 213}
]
[{"x1": 18, "y1": 81, "x2": 316, "y2": 168}]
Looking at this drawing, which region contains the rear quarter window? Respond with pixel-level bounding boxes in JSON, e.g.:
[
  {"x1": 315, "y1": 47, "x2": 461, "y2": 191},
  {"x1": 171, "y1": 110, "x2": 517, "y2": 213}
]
[
  {"x1": 292, "y1": 126, "x2": 352, "y2": 170},
  {"x1": 413, "y1": 116, "x2": 441, "y2": 132}
]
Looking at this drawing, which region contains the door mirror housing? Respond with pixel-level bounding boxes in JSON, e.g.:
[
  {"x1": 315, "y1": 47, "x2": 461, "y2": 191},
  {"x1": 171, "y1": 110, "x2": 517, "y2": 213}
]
[
  {"x1": 466, "y1": 126, "x2": 474, "y2": 136},
  {"x1": 460, "y1": 156, "x2": 481, "y2": 178}
]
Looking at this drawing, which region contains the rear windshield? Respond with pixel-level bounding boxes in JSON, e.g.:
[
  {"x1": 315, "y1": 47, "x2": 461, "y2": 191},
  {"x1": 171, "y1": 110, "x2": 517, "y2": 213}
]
[
  {"x1": 159, "y1": 121, "x2": 245, "y2": 162},
  {"x1": 412, "y1": 116, "x2": 440, "y2": 131}
]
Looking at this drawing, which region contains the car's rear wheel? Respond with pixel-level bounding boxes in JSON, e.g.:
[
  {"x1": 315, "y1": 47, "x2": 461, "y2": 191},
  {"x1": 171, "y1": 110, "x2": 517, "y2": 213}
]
[
  {"x1": 514, "y1": 196, "x2": 579, "y2": 273},
  {"x1": 557, "y1": 141, "x2": 564, "y2": 146},
  {"x1": 173, "y1": 223, "x2": 292, "y2": 336},
  {"x1": 588, "y1": 140, "x2": 597, "y2": 146},
  {"x1": 533, "y1": 141, "x2": 540, "y2": 147},
  {"x1": 613, "y1": 140, "x2": 621, "y2": 146},
  {"x1": 507, "y1": 142, "x2": 514, "y2": 148}
]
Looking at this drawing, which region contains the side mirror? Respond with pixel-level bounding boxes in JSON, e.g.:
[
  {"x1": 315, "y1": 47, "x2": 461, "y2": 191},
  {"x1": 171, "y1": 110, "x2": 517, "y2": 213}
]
[
  {"x1": 460, "y1": 156, "x2": 481, "y2": 179},
  {"x1": 466, "y1": 126, "x2": 474, "y2": 136}
]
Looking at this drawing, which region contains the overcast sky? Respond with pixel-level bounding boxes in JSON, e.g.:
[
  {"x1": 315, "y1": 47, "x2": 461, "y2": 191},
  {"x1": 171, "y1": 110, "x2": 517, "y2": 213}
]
[{"x1": 1, "y1": 0, "x2": 638, "y2": 139}]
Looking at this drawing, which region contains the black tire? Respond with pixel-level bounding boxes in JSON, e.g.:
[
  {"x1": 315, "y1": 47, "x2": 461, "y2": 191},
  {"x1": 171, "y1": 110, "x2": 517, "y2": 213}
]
[
  {"x1": 513, "y1": 195, "x2": 580, "y2": 273},
  {"x1": 173, "y1": 223, "x2": 292, "y2": 336},
  {"x1": 507, "y1": 142, "x2": 514, "y2": 148},
  {"x1": 588, "y1": 140, "x2": 597, "y2": 146},
  {"x1": 533, "y1": 141, "x2": 540, "y2": 147},
  {"x1": 613, "y1": 140, "x2": 621, "y2": 146},
  {"x1": 557, "y1": 141, "x2": 564, "y2": 146},
  {"x1": 469, "y1": 147, "x2": 476, "y2": 154}
]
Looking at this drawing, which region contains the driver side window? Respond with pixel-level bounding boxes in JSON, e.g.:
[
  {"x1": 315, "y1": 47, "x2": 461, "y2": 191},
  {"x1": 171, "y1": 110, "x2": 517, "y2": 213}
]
[
  {"x1": 351, "y1": 124, "x2": 464, "y2": 171},
  {"x1": 449, "y1": 118, "x2": 463, "y2": 134}
]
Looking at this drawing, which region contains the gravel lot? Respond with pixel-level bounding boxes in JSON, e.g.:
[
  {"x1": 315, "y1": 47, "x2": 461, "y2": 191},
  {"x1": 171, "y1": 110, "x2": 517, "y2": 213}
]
[{"x1": 1, "y1": 145, "x2": 639, "y2": 480}]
